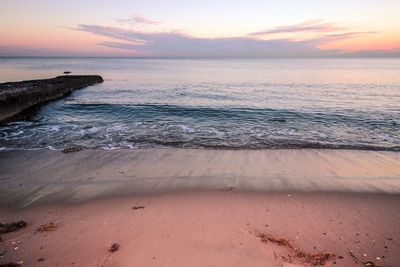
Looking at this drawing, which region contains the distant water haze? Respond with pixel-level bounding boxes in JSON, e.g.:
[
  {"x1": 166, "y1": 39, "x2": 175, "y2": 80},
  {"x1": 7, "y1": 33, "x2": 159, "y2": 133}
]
[{"x1": 0, "y1": 58, "x2": 399, "y2": 150}]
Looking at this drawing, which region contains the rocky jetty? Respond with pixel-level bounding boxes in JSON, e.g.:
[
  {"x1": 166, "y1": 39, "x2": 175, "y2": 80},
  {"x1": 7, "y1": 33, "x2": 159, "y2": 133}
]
[{"x1": 0, "y1": 75, "x2": 103, "y2": 122}]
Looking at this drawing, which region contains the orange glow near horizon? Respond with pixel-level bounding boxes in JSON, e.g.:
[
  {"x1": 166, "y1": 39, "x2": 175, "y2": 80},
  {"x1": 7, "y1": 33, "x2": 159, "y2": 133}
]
[{"x1": 319, "y1": 31, "x2": 400, "y2": 52}]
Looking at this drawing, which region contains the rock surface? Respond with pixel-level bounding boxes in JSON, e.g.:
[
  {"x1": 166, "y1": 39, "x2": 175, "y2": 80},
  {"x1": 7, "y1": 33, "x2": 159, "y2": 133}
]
[{"x1": 0, "y1": 75, "x2": 103, "y2": 122}]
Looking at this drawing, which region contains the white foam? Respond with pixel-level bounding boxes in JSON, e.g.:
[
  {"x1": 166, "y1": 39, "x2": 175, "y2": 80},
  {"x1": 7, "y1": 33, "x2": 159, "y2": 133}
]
[{"x1": 178, "y1": 125, "x2": 196, "y2": 133}]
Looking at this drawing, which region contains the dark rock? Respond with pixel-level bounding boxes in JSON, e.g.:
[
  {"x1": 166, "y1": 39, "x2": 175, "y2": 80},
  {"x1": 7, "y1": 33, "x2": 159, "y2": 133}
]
[
  {"x1": 63, "y1": 71, "x2": 71, "y2": 74},
  {"x1": 0, "y1": 75, "x2": 103, "y2": 122}
]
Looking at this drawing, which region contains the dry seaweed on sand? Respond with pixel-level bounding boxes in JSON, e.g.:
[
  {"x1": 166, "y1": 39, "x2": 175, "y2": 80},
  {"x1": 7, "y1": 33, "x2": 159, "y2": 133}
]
[
  {"x1": 258, "y1": 233, "x2": 336, "y2": 266},
  {"x1": 108, "y1": 243, "x2": 120, "y2": 252},
  {"x1": 296, "y1": 251, "x2": 337, "y2": 266},
  {"x1": 259, "y1": 233, "x2": 294, "y2": 249},
  {"x1": 0, "y1": 221, "x2": 27, "y2": 234},
  {"x1": 37, "y1": 222, "x2": 58, "y2": 232},
  {"x1": 132, "y1": 206, "x2": 145, "y2": 210}
]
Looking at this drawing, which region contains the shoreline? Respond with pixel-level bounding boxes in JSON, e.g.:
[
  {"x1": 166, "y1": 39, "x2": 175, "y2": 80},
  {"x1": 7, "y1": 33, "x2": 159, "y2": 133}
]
[
  {"x1": 1, "y1": 148, "x2": 400, "y2": 208},
  {"x1": 1, "y1": 144, "x2": 399, "y2": 152}
]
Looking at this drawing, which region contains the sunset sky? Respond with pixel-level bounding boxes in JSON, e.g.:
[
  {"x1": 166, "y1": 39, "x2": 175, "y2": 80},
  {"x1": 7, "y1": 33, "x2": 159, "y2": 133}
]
[{"x1": 1, "y1": 0, "x2": 399, "y2": 57}]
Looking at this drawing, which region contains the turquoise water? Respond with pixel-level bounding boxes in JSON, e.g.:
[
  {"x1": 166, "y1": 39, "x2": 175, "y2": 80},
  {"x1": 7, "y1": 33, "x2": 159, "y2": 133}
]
[{"x1": 0, "y1": 58, "x2": 399, "y2": 150}]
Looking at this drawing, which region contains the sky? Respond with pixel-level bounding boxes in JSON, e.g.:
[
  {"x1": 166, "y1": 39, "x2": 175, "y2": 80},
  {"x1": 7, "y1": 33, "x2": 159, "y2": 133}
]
[{"x1": 1, "y1": 0, "x2": 399, "y2": 57}]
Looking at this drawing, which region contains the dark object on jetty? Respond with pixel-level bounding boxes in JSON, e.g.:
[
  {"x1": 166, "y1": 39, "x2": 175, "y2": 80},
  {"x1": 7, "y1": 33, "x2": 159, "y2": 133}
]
[{"x1": 0, "y1": 75, "x2": 103, "y2": 122}]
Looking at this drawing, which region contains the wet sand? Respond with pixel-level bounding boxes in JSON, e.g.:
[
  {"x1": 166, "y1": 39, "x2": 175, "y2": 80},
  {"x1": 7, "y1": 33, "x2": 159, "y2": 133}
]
[
  {"x1": 1, "y1": 149, "x2": 400, "y2": 207},
  {"x1": 0, "y1": 149, "x2": 400, "y2": 266}
]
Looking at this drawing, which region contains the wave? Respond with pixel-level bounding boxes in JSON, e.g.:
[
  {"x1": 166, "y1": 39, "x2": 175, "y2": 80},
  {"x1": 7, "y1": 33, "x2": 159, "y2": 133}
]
[
  {"x1": 58, "y1": 103, "x2": 398, "y2": 125},
  {"x1": 1, "y1": 103, "x2": 399, "y2": 152}
]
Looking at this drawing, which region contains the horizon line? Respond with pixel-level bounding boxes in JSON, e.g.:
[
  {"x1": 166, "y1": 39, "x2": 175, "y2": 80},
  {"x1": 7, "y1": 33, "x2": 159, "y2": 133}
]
[{"x1": 1, "y1": 56, "x2": 400, "y2": 59}]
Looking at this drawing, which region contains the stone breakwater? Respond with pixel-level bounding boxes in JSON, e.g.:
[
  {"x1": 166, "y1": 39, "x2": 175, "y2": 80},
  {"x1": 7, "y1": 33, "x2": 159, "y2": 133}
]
[{"x1": 0, "y1": 75, "x2": 103, "y2": 122}]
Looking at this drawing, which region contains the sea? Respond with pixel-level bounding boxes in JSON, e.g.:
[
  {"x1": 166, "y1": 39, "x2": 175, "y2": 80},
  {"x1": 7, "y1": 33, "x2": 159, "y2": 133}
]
[{"x1": 0, "y1": 58, "x2": 399, "y2": 151}]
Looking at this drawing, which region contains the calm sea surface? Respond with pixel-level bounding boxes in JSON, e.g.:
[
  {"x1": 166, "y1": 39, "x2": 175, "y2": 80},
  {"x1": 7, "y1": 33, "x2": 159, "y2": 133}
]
[{"x1": 0, "y1": 58, "x2": 399, "y2": 150}]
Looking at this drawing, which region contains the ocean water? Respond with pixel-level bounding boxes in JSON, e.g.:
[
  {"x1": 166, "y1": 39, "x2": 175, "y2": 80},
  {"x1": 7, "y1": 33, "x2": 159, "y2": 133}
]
[{"x1": 0, "y1": 58, "x2": 399, "y2": 151}]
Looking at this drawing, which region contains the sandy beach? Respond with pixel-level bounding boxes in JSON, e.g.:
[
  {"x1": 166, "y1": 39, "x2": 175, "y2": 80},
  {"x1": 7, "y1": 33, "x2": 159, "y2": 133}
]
[
  {"x1": 1, "y1": 149, "x2": 400, "y2": 266},
  {"x1": 2, "y1": 1, "x2": 400, "y2": 266}
]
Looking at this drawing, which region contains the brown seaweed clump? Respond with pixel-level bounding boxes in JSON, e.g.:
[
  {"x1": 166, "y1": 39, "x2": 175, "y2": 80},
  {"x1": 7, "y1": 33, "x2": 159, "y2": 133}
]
[
  {"x1": 37, "y1": 222, "x2": 58, "y2": 232},
  {"x1": 258, "y1": 233, "x2": 336, "y2": 266},
  {"x1": 296, "y1": 250, "x2": 337, "y2": 266},
  {"x1": 259, "y1": 233, "x2": 294, "y2": 248}
]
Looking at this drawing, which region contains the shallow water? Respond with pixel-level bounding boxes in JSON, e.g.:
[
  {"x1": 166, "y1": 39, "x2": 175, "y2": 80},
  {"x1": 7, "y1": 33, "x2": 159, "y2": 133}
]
[{"x1": 0, "y1": 58, "x2": 399, "y2": 150}]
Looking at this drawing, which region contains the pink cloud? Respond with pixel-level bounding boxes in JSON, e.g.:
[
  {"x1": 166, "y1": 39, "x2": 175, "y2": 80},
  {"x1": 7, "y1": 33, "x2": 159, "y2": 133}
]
[
  {"x1": 250, "y1": 20, "x2": 349, "y2": 36},
  {"x1": 76, "y1": 24, "x2": 328, "y2": 57},
  {"x1": 115, "y1": 15, "x2": 159, "y2": 26},
  {"x1": 72, "y1": 22, "x2": 387, "y2": 57}
]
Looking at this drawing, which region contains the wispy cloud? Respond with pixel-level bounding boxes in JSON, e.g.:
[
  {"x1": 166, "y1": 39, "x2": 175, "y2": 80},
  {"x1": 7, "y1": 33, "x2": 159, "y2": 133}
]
[
  {"x1": 115, "y1": 15, "x2": 159, "y2": 26},
  {"x1": 76, "y1": 25, "x2": 149, "y2": 45},
  {"x1": 248, "y1": 20, "x2": 378, "y2": 45},
  {"x1": 249, "y1": 20, "x2": 347, "y2": 36},
  {"x1": 314, "y1": 31, "x2": 379, "y2": 43}
]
